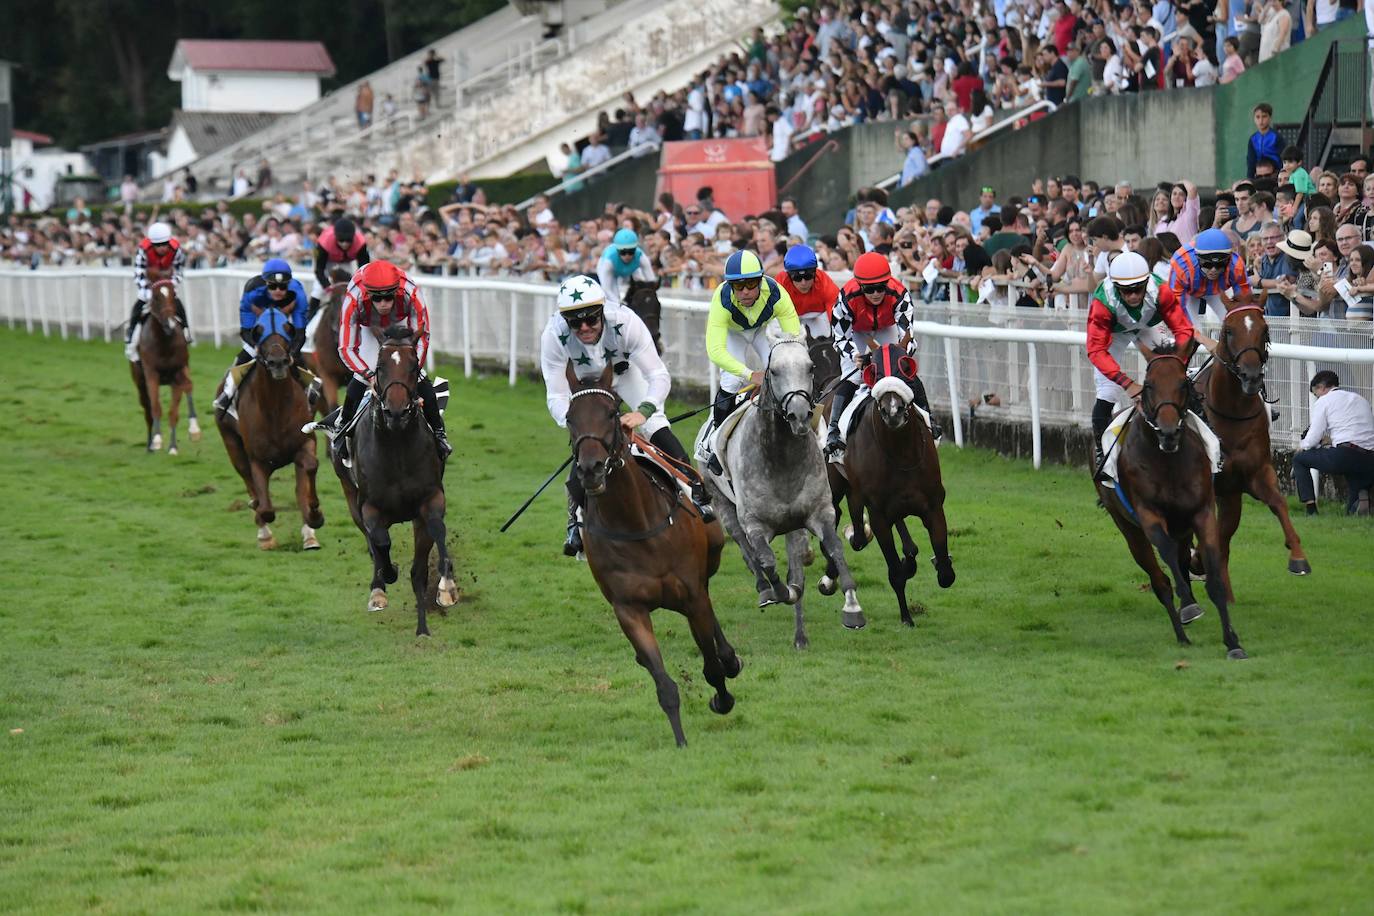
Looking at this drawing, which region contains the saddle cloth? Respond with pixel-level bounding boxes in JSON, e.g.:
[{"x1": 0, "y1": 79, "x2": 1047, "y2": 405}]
[
  {"x1": 693, "y1": 397, "x2": 755, "y2": 505},
  {"x1": 826, "y1": 387, "x2": 933, "y2": 468},
  {"x1": 222, "y1": 363, "x2": 319, "y2": 422},
  {"x1": 1100, "y1": 408, "x2": 1223, "y2": 486}
]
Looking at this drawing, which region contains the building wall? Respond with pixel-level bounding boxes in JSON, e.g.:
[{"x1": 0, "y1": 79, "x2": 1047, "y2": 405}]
[
  {"x1": 8, "y1": 145, "x2": 94, "y2": 211},
  {"x1": 179, "y1": 69, "x2": 321, "y2": 113}
]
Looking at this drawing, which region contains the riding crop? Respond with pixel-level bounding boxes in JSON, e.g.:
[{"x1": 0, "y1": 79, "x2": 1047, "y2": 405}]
[{"x1": 500, "y1": 455, "x2": 575, "y2": 532}]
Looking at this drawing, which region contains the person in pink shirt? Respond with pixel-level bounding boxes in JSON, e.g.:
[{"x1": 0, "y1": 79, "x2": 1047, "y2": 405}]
[
  {"x1": 1154, "y1": 180, "x2": 1201, "y2": 245},
  {"x1": 1219, "y1": 36, "x2": 1247, "y2": 84}
]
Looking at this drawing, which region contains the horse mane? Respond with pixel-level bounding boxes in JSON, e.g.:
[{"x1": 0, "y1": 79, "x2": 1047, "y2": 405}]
[{"x1": 382, "y1": 324, "x2": 414, "y2": 344}]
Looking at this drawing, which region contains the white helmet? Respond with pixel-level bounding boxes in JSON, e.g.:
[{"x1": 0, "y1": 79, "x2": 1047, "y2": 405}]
[
  {"x1": 557, "y1": 275, "x2": 606, "y2": 313},
  {"x1": 147, "y1": 222, "x2": 173, "y2": 245},
  {"x1": 1108, "y1": 251, "x2": 1150, "y2": 285}
]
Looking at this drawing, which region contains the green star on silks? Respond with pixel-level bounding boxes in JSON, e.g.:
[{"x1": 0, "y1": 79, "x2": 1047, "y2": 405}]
[
  {"x1": 613, "y1": 323, "x2": 624, "y2": 337},
  {"x1": 569, "y1": 288, "x2": 585, "y2": 302},
  {"x1": 602, "y1": 348, "x2": 619, "y2": 362},
  {"x1": 558, "y1": 332, "x2": 570, "y2": 346},
  {"x1": 574, "y1": 353, "x2": 592, "y2": 366}
]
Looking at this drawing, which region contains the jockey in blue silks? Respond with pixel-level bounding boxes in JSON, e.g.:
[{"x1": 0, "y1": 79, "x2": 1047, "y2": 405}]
[
  {"x1": 215, "y1": 259, "x2": 314, "y2": 410},
  {"x1": 596, "y1": 227, "x2": 657, "y2": 308}
]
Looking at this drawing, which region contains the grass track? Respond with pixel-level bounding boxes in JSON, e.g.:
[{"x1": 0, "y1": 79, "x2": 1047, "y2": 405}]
[{"x1": 1, "y1": 328, "x2": 1371, "y2": 914}]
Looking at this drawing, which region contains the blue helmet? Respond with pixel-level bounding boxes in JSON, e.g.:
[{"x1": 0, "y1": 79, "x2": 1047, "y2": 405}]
[
  {"x1": 262, "y1": 258, "x2": 292, "y2": 283},
  {"x1": 612, "y1": 228, "x2": 638, "y2": 251},
  {"x1": 783, "y1": 245, "x2": 818, "y2": 272},
  {"x1": 723, "y1": 249, "x2": 765, "y2": 281},
  {"x1": 1194, "y1": 229, "x2": 1231, "y2": 255}
]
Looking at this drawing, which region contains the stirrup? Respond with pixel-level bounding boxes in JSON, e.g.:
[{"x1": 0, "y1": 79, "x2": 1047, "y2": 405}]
[
  {"x1": 434, "y1": 432, "x2": 452, "y2": 460},
  {"x1": 563, "y1": 524, "x2": 583, "y2": 557},
  {"x1": 690, "y1": 481, "x2": 715, "y2": 522},
  {"x1": 824, "y1": 430, "x2": 845, "y2": 457},
  {"x1": 706, "y1": 452, "x2": 724, "y2": 476}
]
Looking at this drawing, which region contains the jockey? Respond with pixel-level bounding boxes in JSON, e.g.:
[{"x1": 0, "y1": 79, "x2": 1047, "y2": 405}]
[
  {"x1": 331, "y1": 260, "x2": 449, "y2": 464},
  {"x1": 214, "y1": 259, "x2": 313, "y2": 410},
  {"x1": 826, "y1": 251, "x2": 938, "y2": 456},
  {"x1": 125, "y1": 221, "x2": 190, "y2": 359},
  {"x1": 596, "y1": 228, "x2": 656, "y2": 308},
  {"x1": 307, "y1": 218, "x2": 370, "y2": 322},
  {"x1": 1087, "y1": 251, "x2": 1197, "y2": 454},
  {"x1": 541, "y1": 274, "x2": 714, "y2": 556},
  {"x1": 776, "y1": 244, "x2": 841, "y2": 340},
  {"x1": 1167, "y1": 227, "x2": 1249, "y2": 339},
  {"x1": 704, "y1": 249, "x2": 802, "y2": 473}
]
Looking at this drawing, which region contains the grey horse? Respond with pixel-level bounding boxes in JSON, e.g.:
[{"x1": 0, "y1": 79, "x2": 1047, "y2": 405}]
[{"x1": 697, "y1": 332, "x2": 864, "y2": 647}]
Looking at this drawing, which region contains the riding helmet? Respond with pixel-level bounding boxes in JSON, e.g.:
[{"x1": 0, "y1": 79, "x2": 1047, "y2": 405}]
[
  {"x1": 557, "y1": 275, "x2": 606, "y2": 312},
  {"x1": 359, "y1": 260, "x2": 403, "y2": 293},
  {"x1": 612, "y1": 228, "x2": 638, "y2": 253},
  {"x1": 783, "y1": 245, "x2": 818, "y2": 272},
  {"x1": 723, "y1": 250, "x2": 765, "y2": 281},
  {"x1": 147, "y1": 222, "x2": 173, "y2": 245},
  {"x1": 1194, "y1": 228, "x2": 1232, "y2": 255},
  {"x1": 853, "y1": 251, "x2": 892, "y2": 284},
  {"x1": 334, "y1": 218, "x2": 356, "y2": 244},
  {"x1": 1108, "y1": 251, "x2": 1151, "y2": 285},
  {"x1": 261, "y1": 258, "x2": 292, "y2": 284}
]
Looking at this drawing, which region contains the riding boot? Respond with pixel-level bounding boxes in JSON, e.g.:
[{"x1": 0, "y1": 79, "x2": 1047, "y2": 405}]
[
  {"x1": 563, "y1": 474, "x2": 585, "y2": 557},
  {"x1": 175, "y1": 302, "x2": 193, "y2": 343},
  {"x1": 651, "y1": 427, "x2": 715, "y2": 522},
  {"x1": 826, "y1": 380, "x2": 857, "y2": 457},
  {"x1": 333, "y1": 377, "x2": 369, "y2": 466},
  {"x1": 418, "y1": 378, "x2": 452, "y2": 460},
  {"x1": 1091, "y1": 398, "x2": 1115, "y2": 482},
  {"x1": 706, "y1": 387, "x2": 736, "y2": 476},
  {"x1": 910, "y1": 375, "x2": 944, "y2": 441},
  {"x1": 306, "y1": 297, "x2": 321, "y2": 324},
  {"x1": 124, "y1": 300, "x2": 144, "y2": 359}
]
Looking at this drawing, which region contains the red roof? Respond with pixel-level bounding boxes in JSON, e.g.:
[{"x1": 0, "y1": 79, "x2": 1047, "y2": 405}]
[
  {"x1": 170, "y1": 40, "x2": 335, "y2": 76},
  {"x1": 14, "y1": 129, "x2": 54, "y2": 145}
]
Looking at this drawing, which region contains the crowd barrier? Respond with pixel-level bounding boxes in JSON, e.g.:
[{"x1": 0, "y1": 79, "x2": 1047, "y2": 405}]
[{"x1": 3, "y1": 268, "x2": 1371, "y2": 467}]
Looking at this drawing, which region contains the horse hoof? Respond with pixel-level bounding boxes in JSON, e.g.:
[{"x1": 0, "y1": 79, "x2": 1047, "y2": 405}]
[
  {"x1": 188, "y1": 419, "x2": 202, "y2": 441},
  {"x1": 935, "y1": 562, "x2": 956, "y2": 589},
  {"x1": 900, "y1": 615, "x2": 915, "y2": 628},
  {"x1": 842, "y1": 609, "x2": 867, "y2": 630},
  {"x1": 724, "y1": 655, "x2": 744, "y2": 678},
  {"x1": 368, "y1": 589, "x2": 388, "y2": 612},
  {"x1": 436, "y1": 576, "x2": 459, "y2": 608},
  {"x1": 902, "y1": 556, "x2": 918, "y2": 579},
  {"x1": 793, "y1": 635, "x2": 809, "y2": 650},
  {"x1": 168, "y1": 446, "x2": 178, "y2": 456},
  {"x1": 301, "y1": 526, "x2": 321, "y2": 551},
  {"x1": 149, "y1": 434, "x2": 163, "y2": 451},
  {"x1": 817, "y1": 575, "x2": 837, "y2": 596},
  {"x1": 1288, "y1": 559, "x2": 1312, "y2": 576},
  {"x1": 709, "y1": 693, "x2": 735, "y2": 715},
  {"x1": 1227, "y1": 647, "x2": 1249, "y2": 660},
  {"x1": 416, "y1": 627, "x2": 431, "y2": 639},
  {"x1": 1179, "y1": 603, "x2": 1204, "y2": 625},
  {"x1": 785, "y1": 585, "x2": 801, "y2": 604}
]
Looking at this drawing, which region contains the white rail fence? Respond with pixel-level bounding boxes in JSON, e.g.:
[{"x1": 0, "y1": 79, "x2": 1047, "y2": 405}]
[{"x1": 4, "y1": 268, "x2": 1372, "y2": 466}]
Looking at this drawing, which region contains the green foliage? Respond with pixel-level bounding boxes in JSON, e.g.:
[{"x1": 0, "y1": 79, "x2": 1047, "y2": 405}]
[
  {"x1": 2, "y1": 328, "x2": 1372, "y2": 911},
  {"x1": 426, "y1": 173, "x2": 556, "y2": 210},
  {"x1": 46, "y1": 197, "x2": 273, "y2": 222}
]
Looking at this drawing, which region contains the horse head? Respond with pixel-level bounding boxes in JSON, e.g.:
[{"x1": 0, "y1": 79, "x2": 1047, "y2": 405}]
[
  {"x1": 251, "y1": 308, "x2": 295, "y2": 380},
  {"x1": 763, "y1": 329, "x2": 814, "y2": 437},
  {"x1": 375, "y1": 325, "x2": 421, "y2": 430},
  {"x1": 865, "y1": 343, "x2": 921, "y2": 430},
  {"x1": 1141, "y1": 350, "x2": 1192, "y2": 454},
  {"x1": 148, "y1": 280, "x2": 179, "y2": 334},
  {"x1": 564, "y1": 361, "x2": 622, "y2": 496},
  {"x1": 1218, "y1": 296, "x2": 1270, "y2": 397}
]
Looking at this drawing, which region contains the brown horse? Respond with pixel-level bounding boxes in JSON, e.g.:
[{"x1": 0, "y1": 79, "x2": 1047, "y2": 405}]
[
  {"x1": 825, "y1": 345, "x2": 955, "y2": 627},
  {"x1": 333, "y1": 326, "x2": 458, "y2": 637},
  {"x1": 132, "y1": 279, "x2": 200, "y2": 453},
  {"x1": 215, "y1": 308, "x2": 325, "y2": 551},
  {"x1": 1202, "y1": 299, "x2": 1311, "y2": 597},
  {"x1": 306, "y1": 267, "x2": 353, "y2": 413},
  {"x1": 565, "y1": 362, "x2": 740, "y2": 747},
  {"x1": 625, "y1": 280, "x2": 664, "y2": 354},
  {"x1": 1098, "y1": 352, "x2": 1247, "y2": 658}
]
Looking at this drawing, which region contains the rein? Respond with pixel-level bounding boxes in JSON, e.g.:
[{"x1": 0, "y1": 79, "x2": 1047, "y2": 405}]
[
  {"x1": 1207, "y1": 308, "x2": 1273, "y2": 421},
  {"x1": 761, "y1": 339, "x2": 814, "y2": 422}
]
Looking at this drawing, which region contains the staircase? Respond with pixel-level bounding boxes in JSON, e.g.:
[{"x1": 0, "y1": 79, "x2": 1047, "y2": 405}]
[{"x1": 1278, "y1": 38, "x2": 1372, "y2": 175}]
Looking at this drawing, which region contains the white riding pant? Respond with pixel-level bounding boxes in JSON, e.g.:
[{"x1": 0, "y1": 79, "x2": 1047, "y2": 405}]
[
  {"x1": 1179, "y1": 292, "x2": 1223, "y2": 328},
  {"x1": 1092, "y1": 324, "x2": 1174, "y2": 405},
  {"x1": 610, "y1": 362, "x2": 670, "y2": 438},
  {"x1": 838, "y1": 326, "x2": 904, "y2": 379},
  {"x1": 718, "y1": 326, "x2": 773, "y2": 394},
  {"x1": 799, "y1": 312, "x2": 832, "y2": 338}
]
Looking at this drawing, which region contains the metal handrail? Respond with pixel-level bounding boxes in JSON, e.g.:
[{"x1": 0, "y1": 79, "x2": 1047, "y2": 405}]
[
  {"x1": 514, "y1": 144, "x2": 653, "y2": 210},
  {"x1": 876, "y1": 99, "x2": 1056, "y2": 190}
]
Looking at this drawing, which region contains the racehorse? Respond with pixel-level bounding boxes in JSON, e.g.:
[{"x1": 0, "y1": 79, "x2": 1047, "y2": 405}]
[
  {"x1": 566, "y1": 362, "x2": 740, "y2": 747},
  {"x1": 1201, "y1": 295, "x2": 1310, "y2": 596},
  {"x1": 306, "y1": 267, "x2": 353, "y2": 414},
  {"x1": 1098, "y1": 350, "x2": 1247, "y2": 658},
  {"x1": 806, "y1": 330, "x2": 840, "y2": 399},
  {"x1": 333, "y1": 326, "x2": 458, "y2": 636},
  {"x1": 826, "y1": 344, "x2": 955, "y2": 626},
  {"x1": 697, "y1": 332, "x2": 863, "y2": 647},
  {"x1": 215, "y1": 308, "x2": 325, "y2": 551},
  {"x1": 625, "y1": 279, "x2": 664, "y2": 354},
  {"x1": 132, "y1": 278, "x2": 200, "y2": 453}
]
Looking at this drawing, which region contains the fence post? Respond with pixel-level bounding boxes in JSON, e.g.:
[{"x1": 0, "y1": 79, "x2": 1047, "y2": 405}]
[
  {"x1": 943, "y1": 336, "x2": 963, "y2": 447},
  {"x1": 508, "y1": 291, "x2": 519, "y2": 387},
  {"x1": 102, "y1": 277, "x2": 111, "y2": 342},
  {"x1": 79, "y1": 273, "x2": 90, "y2": 341},
  {"x1": 462, "y1": 289, "x2": 473, "y2": 378},
  {"x1": 1027, "y1": 342, "x2": 1042, "y2": 469},
  {"x1": 57, "y1": 277, "x2": 69, "y2": 340}
]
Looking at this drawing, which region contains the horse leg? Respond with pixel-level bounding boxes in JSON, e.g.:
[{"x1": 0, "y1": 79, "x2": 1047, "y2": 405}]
[
  {"x1": 143, "y1": 365, "x2": 163, "y2": 451},
  {"x1": 869, "y1": 510, "x2": 917, "y2": 627},
  {"x1": 250, "y1": 460, "x2": 277, "y2": 550},
  {"x1": 710, "y1": 486, "x2": 768, "y2": 594},
  {"x1": 167, "y1": 380, "x2": 182, "y2": 455},
  {"x1": 713, "y1": 620, "x2": 743, "y2": 679},
  {"x1": 686, "y1": 594, "x2": 735, "y2": 715},
  {"x1": 1172, "y1": 537, "x2": 1204, "y2": 622},
  {"x1": 919, "y1": 505, "x2": 957, "y2": 589},
  {"x1": 1195, "y1": 507, "x2": 1247, "y2": 659},
  {"x1": 613, "y1": 603, "x2": 686, "y2": 747},
  {"x1": 743, "y1": 517, "x2": 793, "y2": 606},
  {"x1": 1106, "y1": 504, "x2": 1188, "y2": 643},
  {"x1": 131, "y1": 362, "x2": 153, "y2": 446},
  {"x1": 810, "y1": 511, "x2": 865, "y2": 630},
  {"x1": 845, "y1": 492, "x2": 870, "y2": 551},
  {"x1": 1251, "y1": 465, "x2": 1311, "y2": 575},
  {"x1": 1139, "y1": 514, "x2": 1195, "y2": 646},
  {"x1": 784, "y1": 529, "x2": 810, "y2": 650},
  {"x1": 895, "y1": 518, "x2": 921, "y2": 580},
  {"x1": 217, "y1": 425, "x2": 259, "y2": 544},
  {"x1": 410, "y1": 519, "x2": 433, "y2": 637},
  {"x1": 421, "y1": 490, "x2": 459, "y2": 608},
  {"x1": 182, "y1": 371, "x2": 201, "y2": 441},
  {"x1": 361, "y1": 503, "x2": 398, "y2": 612},
  {"x1": 295, "y1": 445, "x2": 323, "y2": 549},
  {"x1": 1215, "y1": 490, "x2": 1243, "y2": 605}
]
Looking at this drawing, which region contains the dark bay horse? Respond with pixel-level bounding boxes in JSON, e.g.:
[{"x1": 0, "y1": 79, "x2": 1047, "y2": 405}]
[
  {"x1": 826, "y1": 345, "x2": 955, "y2": 626},
  {"x1": 132, "y1": 279, "x2": 200, "y2": 453},
  {"x1": 566, "y1": 362, "x2": 740, "y2": 747},
  {"x1": 1202, "y1": 298, "x2": 1310, "y2": 596},
  {"x1": 307, "y1": 267, "x2": 353, "y2": 413},
  {"x1": 1098, "y1": 352, "x2": 1247, "y2": 658},
  {"x1": 626, "y1": 280, "x2": 664, "y2": 354},
  {"x1": 215, "y1": 308, "x2": 325, "y2": 551},
  {"x1": 333, "y1": 326, "x2": 458, "y2": 636}
]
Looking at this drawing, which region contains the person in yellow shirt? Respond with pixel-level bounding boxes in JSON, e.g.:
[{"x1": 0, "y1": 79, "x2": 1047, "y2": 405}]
[{"x1": 704, "y1": 249, "x2": 802, "y2": 473}]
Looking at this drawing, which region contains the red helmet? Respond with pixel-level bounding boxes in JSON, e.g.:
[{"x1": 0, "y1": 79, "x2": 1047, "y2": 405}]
[
  {"x1": 854, "y1": 252, "x2": 892, "y2": 284},
  {"x1": 359, "y1": 260, "x2": 403, "y2": 293}
]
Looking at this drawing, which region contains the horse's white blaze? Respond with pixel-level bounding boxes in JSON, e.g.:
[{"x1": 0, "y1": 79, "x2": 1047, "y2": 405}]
[
  {"x1": 1243, "y1": 315, "x2": 1254, "y2": 333},
  {"x1": 301, "y1": 525, "x2": 321, "y2": 550},
  {"x1": 391, "y1": 351, "x2": 402, "y2": 366}
]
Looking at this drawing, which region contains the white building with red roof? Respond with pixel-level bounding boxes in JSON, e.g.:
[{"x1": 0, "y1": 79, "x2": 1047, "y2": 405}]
[{"x1": 168, "y1": 40, "x2": 336, "y2": 114}]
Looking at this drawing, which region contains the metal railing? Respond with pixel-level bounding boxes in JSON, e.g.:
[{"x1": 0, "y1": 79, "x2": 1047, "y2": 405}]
[
  {"x1": 514, "y1": 144, "x2": 654, "y2": 210},
  {"x1": 1293, "y1": 38, "x2": 1372, "y2": 170},
  {"x1": 876, "y1": 100, "x2": 1056, "y2": 190},
  {"x1": 5, "y1": 268, "x2": 1371, "y2": 465}
]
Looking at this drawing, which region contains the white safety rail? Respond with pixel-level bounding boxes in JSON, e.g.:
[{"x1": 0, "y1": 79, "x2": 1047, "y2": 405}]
[{"x1": 4, "y1": 268, "x2": 1371, "y2": 463}]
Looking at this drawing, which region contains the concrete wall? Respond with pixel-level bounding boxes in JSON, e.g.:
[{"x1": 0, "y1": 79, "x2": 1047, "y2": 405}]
[
  {"x1": 179, "y1": 70, "x2": 321, "y2": 114},
  {"x1": 551, "y1": 151, "x2": 662, "y2": 225},
  {"x1": 1078, "y1": 89, "x2": 1216, "y2": 190}
]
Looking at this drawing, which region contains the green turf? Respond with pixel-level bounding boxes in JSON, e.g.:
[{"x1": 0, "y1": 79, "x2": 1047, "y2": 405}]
[{"x1": 2, "y1": 327, "x2": 1371, "y2": 914}]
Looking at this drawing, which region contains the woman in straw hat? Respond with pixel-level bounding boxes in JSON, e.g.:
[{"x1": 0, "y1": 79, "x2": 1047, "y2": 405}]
[{"x1": 1276, "y1": 231, "x2": 1339, "y2": 316}]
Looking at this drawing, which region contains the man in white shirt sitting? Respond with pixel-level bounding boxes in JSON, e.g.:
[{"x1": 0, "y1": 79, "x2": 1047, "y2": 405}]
[
  {"x1": 1292, "y1": 370, "x2": 1374, "y2": 515},
  {"x1": 939, "y1": 100, "x2": 971, "y2": 159}
]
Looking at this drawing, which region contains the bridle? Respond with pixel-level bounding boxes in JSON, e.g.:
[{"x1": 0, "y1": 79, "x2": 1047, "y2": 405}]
[
  {"x1": 1139, "y1": 354, "x2": 1190, "y2": 439},
  {"x1": 1217, "y1": 304, "x2": 1270, "y2": 382},
  {"x1": 374, "y1": 345, "x2": 420, "y2": 418},
  {"x1": 760, "y1": 339, "x2": 815, "y2": 423},
  {"x1": 568, "y1": 387, "x2": 626, "y2": 475}
]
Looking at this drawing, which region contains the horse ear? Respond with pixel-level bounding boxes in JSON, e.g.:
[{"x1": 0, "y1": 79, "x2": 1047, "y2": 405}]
[
  {"x1": 250, "y1": 324, "x2": 265, "y2": 345},
  {"x1": 564, "y1": 359, "x2": 580, "y2": 390},
  {"x1": 597, "y1": 362, "x2": 614, "y2": 389},
  {"x1": 766, "y1": 323, "x2": 782, "y2": 346}
]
